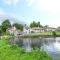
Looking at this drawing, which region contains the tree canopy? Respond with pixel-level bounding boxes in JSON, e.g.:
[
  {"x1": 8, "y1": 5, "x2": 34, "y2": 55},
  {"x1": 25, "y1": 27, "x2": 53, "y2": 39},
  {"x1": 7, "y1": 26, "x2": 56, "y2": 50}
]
[
  {"x1": 13, "y1": 23, "x2": 23, "y2": 31},
  {"x1": 0, "y1": 26, "x2": 2, "y2": 35},
  {"x1": 30, "y1": 21, "x2": 43, "y2": 28},
  {"x1": 1, "y1": 19, "x2": 11, "y2": 32}
]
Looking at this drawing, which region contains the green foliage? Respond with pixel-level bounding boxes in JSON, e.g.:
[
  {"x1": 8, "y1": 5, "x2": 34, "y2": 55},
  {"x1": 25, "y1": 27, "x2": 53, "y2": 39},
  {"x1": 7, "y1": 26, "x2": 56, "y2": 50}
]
[
  {"x1": 30, "y1": 21, "x2": 42, "y2": 28},
  {"x1": 1, "y1": 19, "x2": 11, "y2": 32},
  {"x1": 0, "y1": 19, "x2": 24, "y2": 35},
  {"x1": 13, "y1": 23, "x2": 23, "y2": 31},
  {"x1": 20, "y1": 50, "x2": 52, "y2": 60},
  {"x1": 44, "y1": 25, "x2": 49, "y2": 28},
  {"x1": 0, "y1": 26, "x2": 2, "y2": 35},
  {"x1": 0, "y1": 40, "x2": 8, "y2": 47},
  {"x1": 52, "y1": 31, "x2": 56, "y2": 37},
  {"x1": 0, "y1": 39, "x2": 52, "y2": 60}
]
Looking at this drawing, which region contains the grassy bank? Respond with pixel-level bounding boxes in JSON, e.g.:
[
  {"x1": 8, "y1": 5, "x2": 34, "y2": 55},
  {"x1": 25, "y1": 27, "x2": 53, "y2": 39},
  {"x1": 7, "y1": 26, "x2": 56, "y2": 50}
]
[
  {"x1": 0, "y1": 35, "x2": 15, "y2": 40},
  {"x1": 21, "y1": 31, "x2": 60, "y2": 38},
  {"x1": 0, "y1": 38, "x2": 52, "y2": 60}
]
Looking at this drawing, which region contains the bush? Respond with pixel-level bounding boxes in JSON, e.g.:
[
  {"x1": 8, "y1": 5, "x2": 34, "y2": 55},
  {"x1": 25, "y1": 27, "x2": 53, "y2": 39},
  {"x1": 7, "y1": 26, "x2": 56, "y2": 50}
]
[{"x1": 52, "y1": 31, "x2": 56, "y2": 37}]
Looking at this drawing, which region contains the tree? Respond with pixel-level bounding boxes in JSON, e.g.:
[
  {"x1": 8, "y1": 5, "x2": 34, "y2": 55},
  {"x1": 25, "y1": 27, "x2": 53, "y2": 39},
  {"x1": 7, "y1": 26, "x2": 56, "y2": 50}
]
[
  {"x1": 0, "y1": 26, "x2": 2, "y2": 35},
  {"x1": 37, "y1": 22, "x2": 43, "y2": 27},
  {"x1": 37, "y1": 22, "x2": 40, "y2": 27},
  {"x1": 52, "y1": 31, "x2": 56, "y2": 37},
  {"x1": 44, "y1": 25, "x2": 49, "y2": 28},
  {"x1": 30, "y1": 21, "x2": 42, "y2": 28},
  {"x1": 13, "y1": 23, "x2": 23, "y2": 31},
  {"x1": 1, "y1": 19, "x2": 11, "y2": 32},
  {"x1": 30, "y1": 21, "x2": 37, "y2": 28}
]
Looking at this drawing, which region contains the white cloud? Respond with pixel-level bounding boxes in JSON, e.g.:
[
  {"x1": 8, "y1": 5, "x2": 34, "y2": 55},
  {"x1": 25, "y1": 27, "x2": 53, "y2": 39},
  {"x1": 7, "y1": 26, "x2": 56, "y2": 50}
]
[
  {"x1": 36, "y1": 0, "x2": 60, "y2": 13},
  {"x1": 3, "y1": 0, "x2": 19, "y2": 5},
  {"x1": 38, "y1": 0, "x2": 60, "y2": 14},
  {"x1": 26, "y1": 0, "x2": 60, "y2": 27},
  {"x1": 27, "y1": 0, "x2": 60, "y2": 13},
  {"x1": 26, "y1": 0, "x2": 35, "y2": 6}
]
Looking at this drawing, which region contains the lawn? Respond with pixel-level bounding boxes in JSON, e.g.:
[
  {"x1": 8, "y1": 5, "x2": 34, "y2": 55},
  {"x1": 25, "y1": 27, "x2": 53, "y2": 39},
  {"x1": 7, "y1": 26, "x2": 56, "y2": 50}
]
[
  {"x1": 55, "y1": 31, "x2": 60, "y2": 35},
  {"x1": 21, "y1": 31, "x2": 60, "y2": 37}
]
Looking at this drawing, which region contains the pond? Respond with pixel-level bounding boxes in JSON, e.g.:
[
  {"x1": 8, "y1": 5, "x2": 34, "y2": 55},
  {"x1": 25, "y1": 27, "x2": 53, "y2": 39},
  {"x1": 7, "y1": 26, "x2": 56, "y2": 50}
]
[{"x1": 10, "y1": 37, "x2": 60, "y2": 60}]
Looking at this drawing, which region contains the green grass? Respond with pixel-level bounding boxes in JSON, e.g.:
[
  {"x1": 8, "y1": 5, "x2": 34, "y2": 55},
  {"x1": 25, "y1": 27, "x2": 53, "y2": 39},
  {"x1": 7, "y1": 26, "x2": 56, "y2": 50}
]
[
  {"x1": 21, "y1": 31, "x2": 60, "y2": 37},
  {"x1": 0, "y1": 39, "x2": 52, "y2": 60},
  {"x1": 31, "y1": 32, "x2": 52, "y2": 35},
  {"x1": 55, "y1": 31, "x2": 60, "y2": 35},
  {"x1": 0, "y1": 35, "x2": 15, "y2": 40},
  {"x1": 21, "y1": 32, "x2": 53, "y2": 37}
]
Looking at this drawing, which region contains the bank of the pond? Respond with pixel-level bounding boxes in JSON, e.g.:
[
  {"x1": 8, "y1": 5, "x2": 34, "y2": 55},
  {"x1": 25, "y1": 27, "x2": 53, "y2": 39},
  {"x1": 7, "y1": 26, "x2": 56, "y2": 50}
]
[
  {"x1": 0, "y1": 35, "x2": 15, "y2": 40},
  {"x1": 20, "y1": 32, "x2": 60, "y2": 38},
  {"x1": 0, "y1": 39, "x2": 52, "y2": 60}
]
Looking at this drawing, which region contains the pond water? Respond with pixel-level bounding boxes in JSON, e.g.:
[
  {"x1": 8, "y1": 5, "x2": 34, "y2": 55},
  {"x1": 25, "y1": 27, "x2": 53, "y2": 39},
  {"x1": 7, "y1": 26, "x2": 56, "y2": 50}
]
[{"x1": 10, "y1": 37, "x2": 60, "y2": 60}]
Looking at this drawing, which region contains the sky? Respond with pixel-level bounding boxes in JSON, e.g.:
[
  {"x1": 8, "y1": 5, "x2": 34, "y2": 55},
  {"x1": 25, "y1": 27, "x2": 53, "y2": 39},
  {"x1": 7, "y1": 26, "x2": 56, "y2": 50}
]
[{"x1": 0, "y1": 0, "x2": 60, "y2": 27}]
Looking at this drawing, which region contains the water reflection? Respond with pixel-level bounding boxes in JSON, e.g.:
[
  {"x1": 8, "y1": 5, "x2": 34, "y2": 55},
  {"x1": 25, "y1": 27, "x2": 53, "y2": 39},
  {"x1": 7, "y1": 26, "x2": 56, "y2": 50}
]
[
  {"x1": 22, "y1": 38, "x2": 32, "y2": 52},
  {"x1": 10, "y1": 37, "x2": 60, "y2": 52},
  {"x1": 54, "y1": 42, "x2": 60, "y2": 52},
  {"x1": 10, "y1": 37, "x2": 60, "y2": 60},
  {"x1": 10, "y1": 36, "x2": 23, "y2": 47}
]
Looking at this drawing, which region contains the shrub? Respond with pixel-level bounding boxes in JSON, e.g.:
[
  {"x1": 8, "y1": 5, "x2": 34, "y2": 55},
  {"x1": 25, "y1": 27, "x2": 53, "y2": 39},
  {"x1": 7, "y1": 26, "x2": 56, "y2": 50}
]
[{"x1": 52, "y1": 31, "x2": 56, "y2": 37}]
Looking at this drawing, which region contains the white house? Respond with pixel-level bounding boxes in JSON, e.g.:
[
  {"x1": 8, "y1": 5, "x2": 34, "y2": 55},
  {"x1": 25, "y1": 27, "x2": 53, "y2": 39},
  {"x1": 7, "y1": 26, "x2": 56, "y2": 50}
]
[
  {"x1": 6, "y1": 26, "x2": 22, "y2": 36},
  {"x1": 6, "y1": 26, "x2": 16, "y2": 35},
  {"x1": 31, "y1": 27, "x2": 45, "y2": 33},
  {"x1": 55, "y1": 27, "x2": 60, "y2": 31},
  {"x1": 30, "y1": 27, "x2": 56, "y2": 33},
  {"x1": 14, "y1": 30, "x2": 23, "y2": 36},
  {"x1": 23, "y1": 26, "x2": 34, "y2": 34},
  {"x1": 44, "y1": 27, "x2": 56, "y2": 32},
  {"x1": 7, "y1": 26, "x2": 56, "y2": 35}
]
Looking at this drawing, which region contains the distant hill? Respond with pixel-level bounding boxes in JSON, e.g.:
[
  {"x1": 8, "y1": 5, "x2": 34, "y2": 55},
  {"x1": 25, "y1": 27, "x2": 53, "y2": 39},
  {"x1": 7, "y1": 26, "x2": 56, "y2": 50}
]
[{"x1": 0, "y1": 15, "x2": 26, "y2": 25}]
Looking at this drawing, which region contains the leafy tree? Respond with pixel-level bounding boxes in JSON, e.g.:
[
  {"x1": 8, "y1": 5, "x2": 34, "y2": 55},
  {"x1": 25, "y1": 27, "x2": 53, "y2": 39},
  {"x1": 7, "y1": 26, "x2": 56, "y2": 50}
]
[
  {"x1": 0, "y1": 26, "x2": 2, "y2": 35},
  {"x1": 1, "y1": 19, "x2": 11, "y2": 32},
  {"x1": 52, "y1": 31, "x2": 56, "y2": 37},
  {"x1": 30, "y1": 21, "x2": 37, "y2": 28},
  {"x1": 44, "y1": 25, "x2": 49, "y2": 28},
  {"x1": 30, "y1": 21, "x2": 42, "y2": 28},
  {"x1": 37, "y1": 22, "x2": 43, "y2": 27},
  {"x1": 37, "y1": 22, "x2": 40, "y2": 27},
  {"x1": 13, "y1": 23, "x2": 23, "y2": 31}
]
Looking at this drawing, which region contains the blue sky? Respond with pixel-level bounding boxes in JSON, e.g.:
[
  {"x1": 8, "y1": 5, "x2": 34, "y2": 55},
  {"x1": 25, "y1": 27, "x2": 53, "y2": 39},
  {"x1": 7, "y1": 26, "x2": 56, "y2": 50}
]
[{"x1": 0, "y1": 0, "x2": 60, "y2": 27}]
